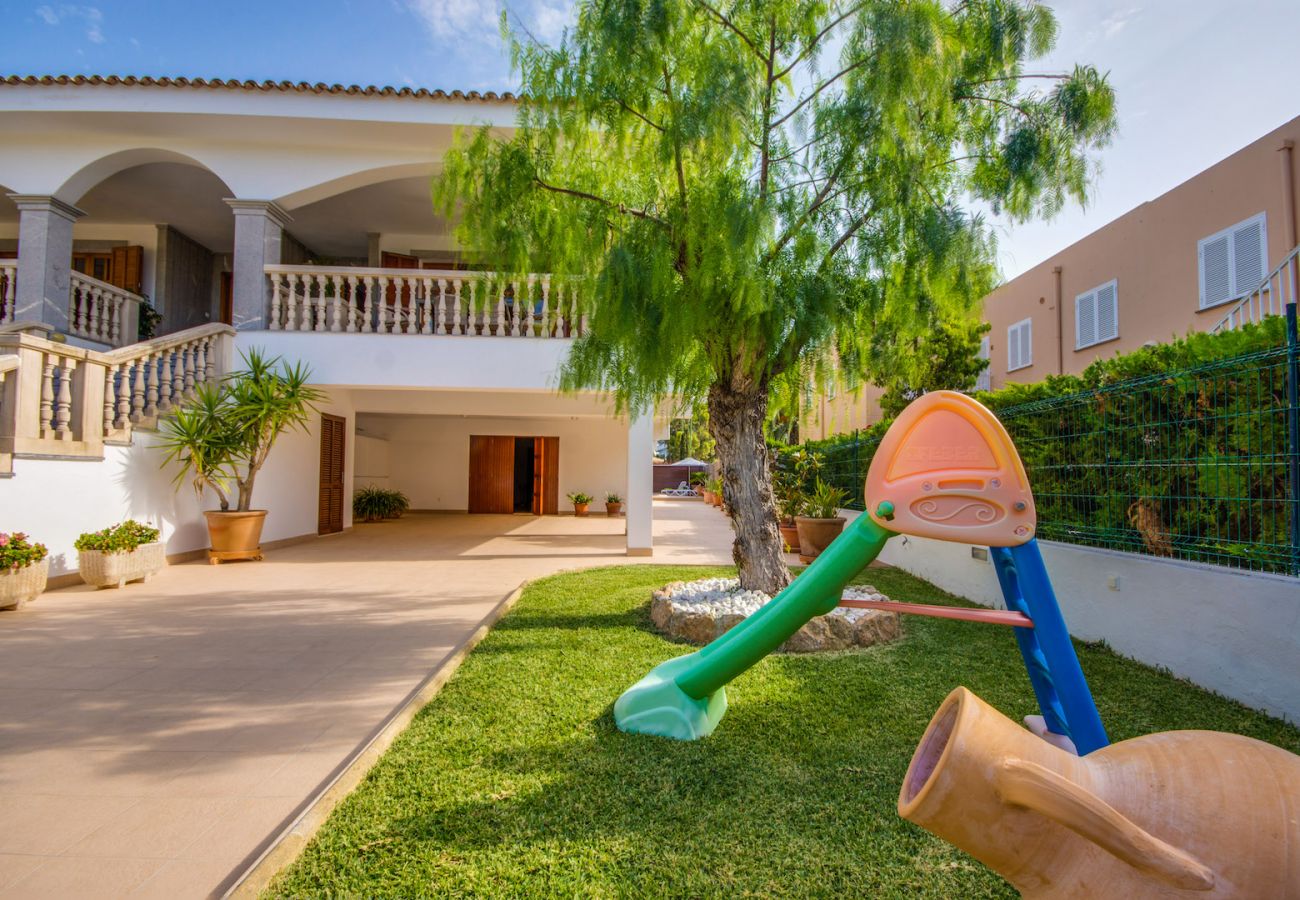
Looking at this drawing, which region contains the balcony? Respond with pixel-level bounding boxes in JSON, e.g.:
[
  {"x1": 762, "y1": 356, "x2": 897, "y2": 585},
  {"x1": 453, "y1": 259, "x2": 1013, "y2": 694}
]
[{"x1": 0, "y1": 263, "x2": 143, "y2": 350}]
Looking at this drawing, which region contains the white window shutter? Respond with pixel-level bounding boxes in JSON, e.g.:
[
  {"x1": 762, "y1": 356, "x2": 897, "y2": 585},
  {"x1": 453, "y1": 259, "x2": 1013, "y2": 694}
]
[
  {"x1": 1200, "y1": 234, "x2": 1231, "y2": 308},
  {"x1": 1019, "y1": 320, "x2": 1032, "y2": 368},
  {"x1": 1007, "y1": 323, "x2": 1019, "y2": 371},
  {"x1": 1231, "y1": 217, "x2": 1264, "y2": 297},
  {"x1": 976, "y1": 336, "x2": 991, "y2": 390},
  {"x1": 1096, "y1": 281, "x2": 1118, "y2": 342},
  {"x1": 1076, "y1": 291, "x2": 1097, "y2": 349}
]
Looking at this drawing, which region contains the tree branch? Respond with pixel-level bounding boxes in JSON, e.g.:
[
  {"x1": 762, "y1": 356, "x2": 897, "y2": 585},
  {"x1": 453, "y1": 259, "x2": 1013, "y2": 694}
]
[
  {"x1": 772, "y1": 1, "x2": 869, "y2": 81},
  {"x1": 770, "y1": 55, "x2": 874, "y2": 130},
  {"x1": 693, "y1": 0, "x2": 767, "y2": 63},
  {"x1": 533, "y1": 177, "x2": 669, "y2": 227},
  {"x1": 954, "y1": 94, "x2": 1033, "y2": 118},
  {"x1": 612, "y1": 96, "x2": 665, "y2": 132},
  {"x1": 759, "y1": 16, "x2": 776, "y2": 201},
  {"x1": 821, "y1": 205, "x2": 876, "y2": 268}
]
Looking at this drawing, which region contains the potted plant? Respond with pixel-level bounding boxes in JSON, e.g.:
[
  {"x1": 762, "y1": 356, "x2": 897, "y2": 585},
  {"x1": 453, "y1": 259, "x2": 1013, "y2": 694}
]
[
  {"x1": 353, "y1": 485, "x2": 387, "y2": 523},
  {"x1": 773, "y1": 449, "x2": 817, "y2": 553},
  {"x1": 75, "y1": 520, "x2": 165, "y2": 589},
  {"x1": 707, "y1": 476, "x2": 724, "y2": 508},
  {"x1": 160, "y1": 349, "x2": 323, "y2": 564},
  {"x1": 383, "y1": 489, "x2": 410, "y2": 519},
  {"x1": 568, "y1": 491, "x2": 593, "y2": 517},
  {"x1": 794, "y1": 479, "x2": 849, "y2": 563},
  {"x1": 605, "y1": 492, "x2": 623, "y2": 517},
  {"x1": 0, "y1": 532, "x2": 49, "y2": 610},
  {"x1": 689, "y1": 471, "x2": 708, "y2": 497}
]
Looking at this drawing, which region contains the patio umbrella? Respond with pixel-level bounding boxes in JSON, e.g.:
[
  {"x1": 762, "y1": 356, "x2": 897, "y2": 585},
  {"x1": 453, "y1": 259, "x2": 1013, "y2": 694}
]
[{"x1": 672, "y1": 456, "x2": 710, "y2": 488}]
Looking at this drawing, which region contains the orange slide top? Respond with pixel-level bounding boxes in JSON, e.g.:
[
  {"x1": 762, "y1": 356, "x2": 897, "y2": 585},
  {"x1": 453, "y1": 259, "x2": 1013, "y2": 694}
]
[{"x1": 865, "y1": 391, "x2": 1036, "y2": 547}]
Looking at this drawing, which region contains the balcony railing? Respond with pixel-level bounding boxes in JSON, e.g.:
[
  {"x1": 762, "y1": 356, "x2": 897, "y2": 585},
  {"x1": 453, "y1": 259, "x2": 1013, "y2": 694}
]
[
  {"x1": 69, "y1": 271, "x2": 143, "y2": 347},
  {"x1": 263, "y1": 265, "x2": 588, "y2": 337},
  {"x1": 1212, "y1": 243, "x2": 1299, "y2": 334},
  {"x1": 0, "y1": 260, "x2": 16, "y2": 326}
]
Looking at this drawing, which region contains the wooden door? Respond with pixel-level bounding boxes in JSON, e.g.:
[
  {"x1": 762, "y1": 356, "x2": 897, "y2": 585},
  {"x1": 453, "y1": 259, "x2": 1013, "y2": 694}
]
[
  {"x1": 110, "y1": 246, "x2": 144, "y2": 295},
  {"x1": 540, "y1": 436, "x2": 559, "y2": 514},
  {"x1": 468, "y1": 435, "x2": 515, "y2": 513},
  {"x1": 318, "y1": 414, "x2": 346, "y2": 534},
  {"x1": 219, "y1": 272, "x2": 233, "y2": 325}
]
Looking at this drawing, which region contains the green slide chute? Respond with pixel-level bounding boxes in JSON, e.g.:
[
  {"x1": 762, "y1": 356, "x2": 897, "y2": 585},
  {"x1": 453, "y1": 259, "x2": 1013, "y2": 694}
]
[{"x1": 614, "y1": 508, "x2": 894, "y2": 740}]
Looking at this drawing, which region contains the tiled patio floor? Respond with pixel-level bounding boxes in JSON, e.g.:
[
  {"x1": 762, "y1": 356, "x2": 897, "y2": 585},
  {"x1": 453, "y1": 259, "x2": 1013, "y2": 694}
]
[{"x1": 0, "y1": 499, "x2": 736, "y2": 899}]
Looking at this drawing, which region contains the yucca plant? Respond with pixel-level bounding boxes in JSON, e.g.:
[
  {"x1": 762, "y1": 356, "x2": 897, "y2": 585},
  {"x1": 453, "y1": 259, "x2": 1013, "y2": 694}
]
[
  {"x1": 159, "y1": 349, "x2": 324, "y2": 511},
  {"x1": 353, "y1": 486, "x2": 388, "y2": 523}
]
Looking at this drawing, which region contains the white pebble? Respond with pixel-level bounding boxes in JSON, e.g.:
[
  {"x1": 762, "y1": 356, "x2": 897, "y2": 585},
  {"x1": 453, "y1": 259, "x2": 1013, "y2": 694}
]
[{"x1": 660, "y1": 578, "x2": 888, "y2": 621}]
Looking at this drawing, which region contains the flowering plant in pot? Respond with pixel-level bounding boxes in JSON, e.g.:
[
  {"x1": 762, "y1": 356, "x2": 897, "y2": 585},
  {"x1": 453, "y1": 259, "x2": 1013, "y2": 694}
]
[
  {"x1": 568, "y1": 491, "x2": 594, "y2": 516},
  {"x1": 159, "y1": 349, "x2": 323, "y2": 564},
  {"x1": 0, "y1": 532, "x2": 49, "y2": 610},
  {"x1": 74, "y1": 520, "x2": 165, "y2": 589},
  {"x1": 794, "y1": 480, "x2": 849, "y2": 563},
  {"x1": 605, "y1": 492, "x2": 623, "y2": 516}
]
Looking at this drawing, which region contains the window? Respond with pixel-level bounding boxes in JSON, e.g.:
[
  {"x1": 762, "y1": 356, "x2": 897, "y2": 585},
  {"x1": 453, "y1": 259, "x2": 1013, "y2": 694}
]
[
  {"x1": 1198, "y1": 213, "x2": 1267, "y2": 309},
  {"x1": 1075, "y1": 279, "x2": 1119, "y2": 349},
  {"x1": 975, "y1": 335, "x2": 991, "y2": 391},
  {"x1": 1007, "y1": 318, "x2": 1032, "y2": 372}
]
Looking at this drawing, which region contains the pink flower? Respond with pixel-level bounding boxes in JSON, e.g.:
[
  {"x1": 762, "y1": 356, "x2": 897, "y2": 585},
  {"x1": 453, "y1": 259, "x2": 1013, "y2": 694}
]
[{"x1": 0, "y1": 534, "x2": 8, "y2": 547}]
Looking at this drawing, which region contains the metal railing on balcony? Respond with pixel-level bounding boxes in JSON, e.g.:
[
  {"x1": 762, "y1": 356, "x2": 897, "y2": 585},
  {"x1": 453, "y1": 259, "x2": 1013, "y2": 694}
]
[
  {"x1": 1212, "y1": 243, "x2": 1299, "y2": 335},
  {"x1": 263, "y1": 265, "x2": 588, "y2": 338}
]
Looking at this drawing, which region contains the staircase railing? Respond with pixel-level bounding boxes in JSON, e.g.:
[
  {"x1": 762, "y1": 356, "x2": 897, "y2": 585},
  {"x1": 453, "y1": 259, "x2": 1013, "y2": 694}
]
[
  {"x1": 1212, "y1": 243, "x2": 1300, "y2": 334},
  {"x1": 0, "y1": 323, "x2": 234, "y2": 474}
]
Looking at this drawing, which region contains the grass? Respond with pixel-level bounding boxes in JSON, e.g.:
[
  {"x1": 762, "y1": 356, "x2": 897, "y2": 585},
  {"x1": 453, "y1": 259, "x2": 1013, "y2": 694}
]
[{"x1": 267, "y1": 564, "x2": 1300, "y2": 898}]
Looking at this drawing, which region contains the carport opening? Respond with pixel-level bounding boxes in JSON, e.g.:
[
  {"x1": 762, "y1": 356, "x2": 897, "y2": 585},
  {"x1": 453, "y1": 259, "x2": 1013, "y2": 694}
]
[{"x1": 513, "y1": 438, "x2": 536, "y2": 513}]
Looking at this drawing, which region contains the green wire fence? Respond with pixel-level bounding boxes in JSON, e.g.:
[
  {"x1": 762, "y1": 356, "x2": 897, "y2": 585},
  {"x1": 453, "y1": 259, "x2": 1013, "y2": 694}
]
[{"x1": 802, "y1": 335, "x2": 1300, "y2": 577}]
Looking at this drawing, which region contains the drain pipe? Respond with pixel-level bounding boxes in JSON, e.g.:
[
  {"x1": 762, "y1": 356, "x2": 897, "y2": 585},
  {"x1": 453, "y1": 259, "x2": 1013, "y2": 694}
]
[
  {"x1": 1053, "y1": 266, "x2": 1064, "y2": 375},
  {"x1": 1280, "y1": 140, "x2": 1297, "y2": 251}
]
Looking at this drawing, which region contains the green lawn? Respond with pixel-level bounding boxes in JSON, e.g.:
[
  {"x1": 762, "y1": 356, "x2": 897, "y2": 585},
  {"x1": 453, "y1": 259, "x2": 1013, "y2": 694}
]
[{"x1": 267, "y1": 565, "x2": 1300, "y2": 898}]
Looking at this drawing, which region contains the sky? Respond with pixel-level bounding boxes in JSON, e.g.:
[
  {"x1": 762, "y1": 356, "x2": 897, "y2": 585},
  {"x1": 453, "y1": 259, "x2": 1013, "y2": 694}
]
[{"x1": 3, "y1": 0, "x2": 1298, "y2": 280}]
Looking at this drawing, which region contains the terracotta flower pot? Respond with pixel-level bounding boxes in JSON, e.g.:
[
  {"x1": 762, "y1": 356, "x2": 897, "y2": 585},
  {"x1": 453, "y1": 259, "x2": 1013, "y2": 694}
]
[
  {"x1": 701, "y1": 490, "x2": 714, "y2": 504},
  {"x1": 778, "y1": 521, "x2": 801, "y2": 554},
  {"x1": 605, "y1": 502, "x2": 623, "y2": 517},
  {"x1": 204, "y1": 510, "x2": 267, "y2": 564},
  {"x1": 712, "y1": 493, "x2": 723, "y2": 508},
  {"x1": 900, "y1": 686, "x2": 1300, "y2": 899},
  {"x1": 574, "y1": 502, "x2": 590, "y2": 517},
  {"x1": 794, "y1": 515, "x2": 845, "y2": 563},
  {"x1": 0, "y1": 557, "x2": 49, "y2": 610}
]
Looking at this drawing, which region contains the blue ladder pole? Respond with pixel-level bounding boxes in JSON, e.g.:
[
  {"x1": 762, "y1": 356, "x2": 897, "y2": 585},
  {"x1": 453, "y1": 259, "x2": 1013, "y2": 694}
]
[
  {"x1": 990, "y1": 546, "x2": 1070, "y2": 739},
  {"x1": 1004, "y1": 540, "x2": 1109, "y2": 754}
]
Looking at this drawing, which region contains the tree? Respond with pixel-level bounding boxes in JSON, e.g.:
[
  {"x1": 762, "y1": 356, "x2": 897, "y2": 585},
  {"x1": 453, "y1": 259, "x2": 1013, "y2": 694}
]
[
  {"x1": 435, "y1": 0, "x2": 1115, "y2": 593},
  {"x1": 876, "y1": 314, "x2": 992, "y2": 417},
  {"x1": 666, "y1": 406, "x2": 716, "y2": 461}
]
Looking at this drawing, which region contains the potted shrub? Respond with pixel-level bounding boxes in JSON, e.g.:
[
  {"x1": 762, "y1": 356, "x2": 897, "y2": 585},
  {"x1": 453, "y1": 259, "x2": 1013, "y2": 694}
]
[
  {"x1": 160, "y1": 349, "x2": 323, "y2": 564},
  {"x1": 605, "y1": 492, "x2": 623, "y2": 517},
  {"x1": 689, "y1": 471, "x2": 708, "y2": 497},
  {"x1": 353, "y1": 486, "x2": 386, "y2": 523},
  {"x1": 773, "y1": 449, "x2": 817, "y2": 553},
  {"x1": 382, "y1": 489, "x2": 410, "y2": 519},
  {"x1": 794, "y1": 480, "x2": 849, "y2": 563},
  {"x1": 707, "y1": 476, "x2": 724, "y2": 508},
  {"x1": 568, "y1": 491, "x2": 593, "y2": 517},
  {"x1": 0, "y1": 532, "x2": 49, "y2": 610},
  {"x1": 75, "y1": 520, "x2": 164, "y2": 589}
]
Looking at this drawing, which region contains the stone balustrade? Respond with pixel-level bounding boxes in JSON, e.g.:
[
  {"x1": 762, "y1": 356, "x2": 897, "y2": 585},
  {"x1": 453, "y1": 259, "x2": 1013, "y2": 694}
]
[
  {"x1": 68, "y1": 271, "x2": 142, "y2": 347},
  {"x1": 0, "y1": 323, "x2": 233, "y2": 473},
  {"x1": 0, "y1": 261, "x2": 16, "y2": 326},
  {"x1": 264, "y1": 265, "x2": 588, "y2": 338}
]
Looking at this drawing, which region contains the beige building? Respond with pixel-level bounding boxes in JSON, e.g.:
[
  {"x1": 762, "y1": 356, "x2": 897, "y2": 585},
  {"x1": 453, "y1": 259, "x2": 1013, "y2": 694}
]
[{"x1": 984, "y1": 115, "x2": 1300, "y2": 389}]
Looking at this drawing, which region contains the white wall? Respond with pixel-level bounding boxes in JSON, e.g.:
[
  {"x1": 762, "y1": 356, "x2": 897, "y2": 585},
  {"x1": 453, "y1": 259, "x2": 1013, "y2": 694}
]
[
  {"x1": 377, "y1": 415, "x2": 627, "y2": 511},
  {"x1": 354, "y1": 433, "x2": 391, "y2": 489},
  {"x1": 866, "y1": 513, "x2": 1300, "y2": 722},
  {"x1": 0, "y1": 390, "x2": 355, "y2": 576}
]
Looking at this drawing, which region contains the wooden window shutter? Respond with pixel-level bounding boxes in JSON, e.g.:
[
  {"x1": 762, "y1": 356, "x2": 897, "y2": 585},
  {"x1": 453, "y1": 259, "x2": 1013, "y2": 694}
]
[
  {"x1": 110, "y1": 246, "x2": 144, "y2": 295},
  {"x1": 1096, "y1": 280, "x2": 1118, "y2": 343}
]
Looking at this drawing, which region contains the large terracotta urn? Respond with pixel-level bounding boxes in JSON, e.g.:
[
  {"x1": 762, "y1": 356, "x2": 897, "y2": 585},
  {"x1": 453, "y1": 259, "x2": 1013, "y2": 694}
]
[
  {"x1": 899, "y1": 686, "x2": 1300, "y2": 898},
  {"x1": 793, "y1": 515, "x2": 845, "y2": 563},
  {"x1": 204, "y1": 510, "x2": 267, "y2": 564}
]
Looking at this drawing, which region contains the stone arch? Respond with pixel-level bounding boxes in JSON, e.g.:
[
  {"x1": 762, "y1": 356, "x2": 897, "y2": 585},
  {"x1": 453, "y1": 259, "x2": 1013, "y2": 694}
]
[
  {"x1": 55, "y1": 148, "x2": 234, "y2": 205},
  {"x1": 274, "y1": 162, "x2": 436, "y2": 211}
]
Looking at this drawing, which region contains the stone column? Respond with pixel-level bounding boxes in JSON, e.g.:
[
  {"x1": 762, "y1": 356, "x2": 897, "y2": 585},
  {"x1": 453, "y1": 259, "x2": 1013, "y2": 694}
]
[
  {"x1": 9, "y1": 195, "x2": 85, "y2": 332},
  {"x1": 226, "y1": 199, "x2": 291, "y2": 331},
  {"x1": 626, "y1": 409, "x2": 655, "y2": 556}
]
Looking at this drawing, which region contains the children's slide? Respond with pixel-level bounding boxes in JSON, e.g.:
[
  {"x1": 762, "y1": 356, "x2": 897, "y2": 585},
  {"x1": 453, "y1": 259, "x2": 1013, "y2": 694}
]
[{"x1": 615, "y1": 391, "x2": 1109, "y2": 754}]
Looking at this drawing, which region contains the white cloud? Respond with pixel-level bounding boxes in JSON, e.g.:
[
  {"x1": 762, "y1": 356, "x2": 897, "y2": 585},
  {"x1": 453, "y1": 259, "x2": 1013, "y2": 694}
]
[
  {"x1": 529, "y1": 0, "x2": 572, "y2": 44},
  {"x1": 1100, "y1": 7, "x2": 1140, "y2": 39},
  {"x1": 405, "y1": 0, "x2": 499, "y2": 43},
  {"x1": 32, "y1": 3, "x2": 105, "y2": 44}
]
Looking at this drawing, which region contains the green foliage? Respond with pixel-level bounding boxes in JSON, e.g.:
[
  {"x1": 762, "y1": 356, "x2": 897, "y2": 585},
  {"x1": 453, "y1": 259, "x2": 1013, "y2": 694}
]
[
  {"x1": 158, "y1": 349, "x2": 324, "y2": 512},
  {"x1": 772, "y1": 447, "x2": 820, "y2": 520},
  {"x1": 666, "y1": 407, "x2": 716, "y2": 462},
  {"x1": 74, "y1": 520, "x2": 160, "y2": 554},
  {"x1": 605, "y1": 492, "x2": 623, "y2": 504},
  {"x1": 267, "y1": 565, "x2": 1300, "y2": 898},
  {"x1": 877, "y1": 315, "x2": 991, "y2": 417},
  {"x1": 437, "y1": 1, "x2": 1114, "y2": 411},
  {"x1": 803, "y1": 479, "x2": 849, "y2": 519},
  {"x1": 353, "y1": 487, "x2": 410, "y2": 522},
  {"x1": 136, "y1": 297, "x2": 163, "y2": 341},
  {"x1": 568, "y1": 491, "x2": 595, "y2": 506},
  {"x1": 787, "y1": 317, "x2": 1297, "y2": 573},
  {"x1": 0, "y1": 532, "x2": 47, "y2": 571}
]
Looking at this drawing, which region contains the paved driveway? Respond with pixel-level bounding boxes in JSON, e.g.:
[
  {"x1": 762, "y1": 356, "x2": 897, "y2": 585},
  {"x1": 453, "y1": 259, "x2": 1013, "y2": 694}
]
[{"x1": 0, "y1": 501, "x2": 734, "y2": 899}]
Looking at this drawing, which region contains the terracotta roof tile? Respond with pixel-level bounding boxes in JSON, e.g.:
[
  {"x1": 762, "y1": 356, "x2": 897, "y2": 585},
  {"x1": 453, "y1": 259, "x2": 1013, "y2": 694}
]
[{"x1": 0, "y1": 74, "x2": 516, "y2": 102}]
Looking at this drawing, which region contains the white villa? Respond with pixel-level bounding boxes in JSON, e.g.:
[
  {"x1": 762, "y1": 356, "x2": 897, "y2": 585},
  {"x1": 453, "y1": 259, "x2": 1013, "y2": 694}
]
[{"x1": 0, "y1": 74, "x2": 660, "y2": 579}]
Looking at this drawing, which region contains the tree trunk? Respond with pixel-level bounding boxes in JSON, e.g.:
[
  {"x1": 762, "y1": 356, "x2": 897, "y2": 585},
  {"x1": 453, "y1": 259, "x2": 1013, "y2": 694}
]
[{"x1": 708, "y1": 379, "x2": 791, "y2": 595}]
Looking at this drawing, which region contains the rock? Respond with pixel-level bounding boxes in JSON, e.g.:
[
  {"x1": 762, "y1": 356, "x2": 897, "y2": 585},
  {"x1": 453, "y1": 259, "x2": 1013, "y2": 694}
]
[{"x1": 649, "y1": 577, "x2": 902, "y2": 652}]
